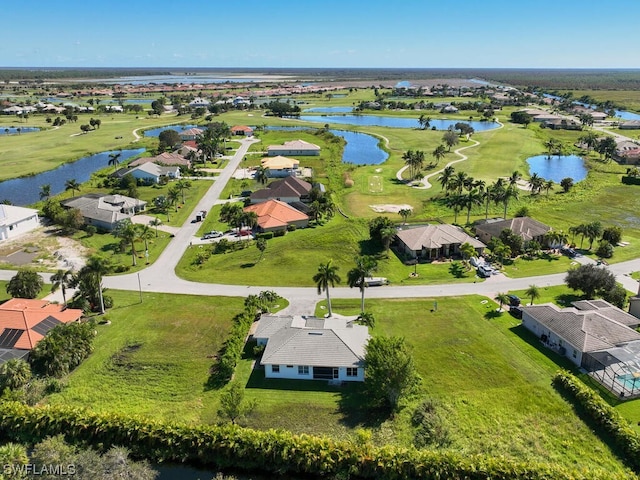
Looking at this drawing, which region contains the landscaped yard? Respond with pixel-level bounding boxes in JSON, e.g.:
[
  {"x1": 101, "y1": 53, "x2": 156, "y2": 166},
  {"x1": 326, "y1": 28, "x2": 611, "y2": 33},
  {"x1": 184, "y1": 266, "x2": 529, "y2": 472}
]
[{"x1": 44, "y1": 291, "x2": 633, "y2": 475}]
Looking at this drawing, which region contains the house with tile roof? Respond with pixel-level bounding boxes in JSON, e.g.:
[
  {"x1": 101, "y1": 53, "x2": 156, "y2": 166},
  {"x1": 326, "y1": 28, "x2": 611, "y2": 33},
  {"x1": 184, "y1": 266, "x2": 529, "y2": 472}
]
[
  {"x1": 395, "y1": 224, "x2": 485, "y2": 260},
  {"x1": 178, "y1": 127, "x2": 203, "y2": 141},
  {"x1": 254, "y1": 315, "x2": 369, "y2": 382},
  {"x1": 249, "y1": 176, "x2": 313, "y2": 205},
  {"x1": 61, "y1": 194, "x2": 146, "y2": 231},
  {"x1": 267, "y1": 139, "x2": 320, "y2": 157},
  {"x1": 231, "y1": 125, "x2": 254, "y2": 136},
  {"x1": 0, "y1": 205, "x2": 40, "y2": 241},
  {"x1": 129, "y1": 152, "x2": 191, "y2": 169},
  {"x1": 244, "y1": 200, "x2": 308, "y2": 233},
  {"x1": 0, "y1": 299, "x2": 83, "y2": 364},
  {"x1": 475, "y1": 217, "x2": 551, "y2": 247},
  {"x1": 261, "y1": 155, "x2": 300, "y2": 178}
]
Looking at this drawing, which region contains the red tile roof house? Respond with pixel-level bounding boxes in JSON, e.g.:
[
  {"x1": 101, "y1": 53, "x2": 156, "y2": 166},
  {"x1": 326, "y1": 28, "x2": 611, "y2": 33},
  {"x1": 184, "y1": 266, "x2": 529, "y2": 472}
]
[
  {"x1": 244, "y1": 200, "x2": 309, "y2": 233},
  {"x1": 231, "y1": 125, "x2": 254, "y2": 136},
  {"x1": 0, "y1": 299, "x2": 83, "y2": 363}
]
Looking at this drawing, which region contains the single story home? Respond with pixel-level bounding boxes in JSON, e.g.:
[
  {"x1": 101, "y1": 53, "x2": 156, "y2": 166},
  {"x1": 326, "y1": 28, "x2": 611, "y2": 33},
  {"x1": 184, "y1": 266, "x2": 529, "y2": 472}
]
[
  {"x1": 475, "y1": 217, "x2": 551, "y2": 247},
  {"x1": 189, "y1": 97, "x2": 210, "y2": 108},
  {"x1": 254, "y1": 315, "x2": 369, "y2": 382},
  {"x1": 243, "y1": 200, "x2": 308, "y2": 233},
  {"x1": 128, "y1": 162, "x2": 181, "y2": 184},
  {"x1": 249, "y1": 176, "x2": 313, "y2": 205},
  {"x1": 129, "y1": 152, "x2": 191, "y2": 169},
  {"x1": 261, "y1": 155, "x2": 300, "y2": 178},
  {"x1": 231, "y1": 125, "x2": 254, "y2": 136},
  {"x1": 0, "y1": 298, "x2": 83, "y2": 364},
  {"x1": 619, "y1": 120, "x2": 640, "y2": 130},
  {"x1": 521, "y1": 300, "x2": 640, "y2": 398},
  {"x1": 178, "y1": 128, "x2": 203, "y2": 141},
  {"x1": 542, "y1": 118, "x2": 582, "y2": 130},
  {"x1": 395, "y1": 224, "x2": 486, "y2": 260},
  {"x1": 0, "y1": 205, "x2": 40, "y2": 241},
  {"x1": 267, "y1": 140, "x2": 320, "y2": 157},
  {"x1": 61, "y1": 193, "x2": 146, "y2": 231}
]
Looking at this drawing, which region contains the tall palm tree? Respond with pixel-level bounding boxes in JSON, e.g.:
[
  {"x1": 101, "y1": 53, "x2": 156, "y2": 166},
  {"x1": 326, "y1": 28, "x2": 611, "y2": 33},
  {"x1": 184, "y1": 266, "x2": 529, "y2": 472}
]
[
  {"x1": 137, "y1": 224, "x2": 154, "y2": 255},
  {"x1": 508, "y1": 170, "x2": 521, "y2": 188},
  {"x1": 50, "y1": 269, "x2": 74, "y2": 305},
  {"x1": 398, "y1": 208, "x2": 412, "y2": 224},
  {"x1": 78, "y1": 255, "x2": 111, "y2": 314},
  {"x1": 444, "y1": 194, "x2": 465, "y2": 224},
  {"x1": 254, "y1": 165, "x2": 269, "y2": 185},
  {"x1": 432, "y1": 144, "x2": 446, "y2": 165},
  {"x1": 450, "y1": 171, "x2": 471, "y2": 195},
  {"x1": 64, "y1": 178, "x2": 80, "y2": 198},
  {"x1": 380, "y1": 226, "x2": 396, "y2": 256},
  {"x1": 418, "y1": 114, "x2": 431, "y2": 130},
  {"x1": 149, "y1": 217, "x2": 162, "y2": 237},
  {"x1": 347, "y1": 255, "x2": 378, "y2": 313},
  {"x1": 108, "y1": 152, "x2": 122, "y2": 173},
  {"x1": 175, "y1": 179, "x2": 192, "y2": 204},
  {"x1": 495, "y1": 293, "x2": 510, "y2": 312},
  {"x1": 438, "y1": 166, "x2": 455, "y2": 194},
  {"x1": 500, "y1": 185, "x2": 519, "y2": 219},
  {"x1": 113, "y1": 220, "x2": 139, "y2": 266},
  {"x1": 543, "y1": 180, "x2": 554, "y2": 196},
  {"x1": 525, "y1": 285, "x2": 541, "y2": 305},
  {"x1": 39, "y1": 184, "x2": 51, "y2": 201},
  {"x1": 167, "y1": 186, "x2": 180, "y2": 212},
  {"x1": 528, "y1": 173, "x2": 544, "y2": 194},
  {"x1": 313, "y1": 260, "x2": 341, "y2": 317},
  {"x1": 462, "y1": 189, "x2": 482, "y2": 225}
]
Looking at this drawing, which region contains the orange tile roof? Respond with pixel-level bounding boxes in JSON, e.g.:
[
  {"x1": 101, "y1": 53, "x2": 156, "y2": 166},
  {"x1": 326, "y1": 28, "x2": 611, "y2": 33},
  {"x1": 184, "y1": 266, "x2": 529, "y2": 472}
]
[
  {"x1": 0, "y1": 299, "x2": 83, "y2": 350},
  {"x1": 244, "y1": 200, "x2": 308, "y2": 230}
]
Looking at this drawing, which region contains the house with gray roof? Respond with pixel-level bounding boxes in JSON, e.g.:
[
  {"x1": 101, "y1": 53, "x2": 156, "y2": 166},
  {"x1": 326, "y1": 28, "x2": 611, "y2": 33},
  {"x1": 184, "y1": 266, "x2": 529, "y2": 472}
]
[
  {"x1": 254, "y1": 315, "x2": 369, "y2": 382},
  {"x1": 395, "y1": 224, "x2": 485, "y2": 260},
  {"x1": 267, "y1": 140, "x2": 321, "y2": 157},
  {"x1": 249, "y1": 176, "x2": 313, "y2": 205},
  {"x1": 61, "y1": 194, "x2": 146, "y2": 231},
  {"x1": 475, "y1": 217, "x2": 551, "y2": 247},
  {"x1": 0, "y1": 205, "x2": 39, "y2": 242},
  {"x1": 128, "y1": 162, "x2": 181, "y2": 184}
]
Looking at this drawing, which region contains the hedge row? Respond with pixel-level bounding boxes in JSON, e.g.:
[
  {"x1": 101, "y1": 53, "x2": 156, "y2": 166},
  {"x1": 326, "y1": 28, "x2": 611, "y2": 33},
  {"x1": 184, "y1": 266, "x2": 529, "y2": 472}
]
[
  {"x1": 216, "y1": 313, "x2": 253, "y2": 382},
  {"x1": 552, "y1": 370, "x2": 640, "y2": 471},
  {"x1": 0, "y1": 401, "x2": 632, "y2": 480},
  {"x1": 622, "y1": 176, "x2": 640, "y2": 186}
]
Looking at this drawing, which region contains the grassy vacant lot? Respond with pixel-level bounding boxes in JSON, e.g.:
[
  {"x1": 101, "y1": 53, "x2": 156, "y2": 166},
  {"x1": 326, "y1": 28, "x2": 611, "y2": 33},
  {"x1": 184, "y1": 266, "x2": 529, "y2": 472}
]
[
  {"x1": 45, "y1": 291, "x2": 632, "y2": 474},
  {"x1": 45, "y1": 291, "x2": 245, "y2": 423},
  {"x1": 177, "y1": 216, "x2": 480, "y2": 287}
]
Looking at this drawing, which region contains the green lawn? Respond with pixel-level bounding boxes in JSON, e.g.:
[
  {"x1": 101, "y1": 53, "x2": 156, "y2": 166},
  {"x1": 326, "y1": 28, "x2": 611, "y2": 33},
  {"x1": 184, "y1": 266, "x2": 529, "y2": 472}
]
[{"x1": 43, "y1": 290, "x2": 632, "y2": 474}]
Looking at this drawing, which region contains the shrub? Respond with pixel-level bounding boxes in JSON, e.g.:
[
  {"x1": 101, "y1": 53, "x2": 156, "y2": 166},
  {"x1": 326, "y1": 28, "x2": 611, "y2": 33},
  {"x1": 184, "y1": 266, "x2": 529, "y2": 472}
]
[
  {"x1": 256, "y1": 232, "x2": 273, "y2": 240},
  {"x1": 411, "y1": 399, "x2": 451, "y2": 448},
  {"x1": 273, "y1": 229, "x2": 286, "y2": 237},
  {"x1": 287, "y1": 224, "x2": 296, "y2": 232},
  {"x1": 596, "y1": 240, "x2": 614, "y2": 259}
]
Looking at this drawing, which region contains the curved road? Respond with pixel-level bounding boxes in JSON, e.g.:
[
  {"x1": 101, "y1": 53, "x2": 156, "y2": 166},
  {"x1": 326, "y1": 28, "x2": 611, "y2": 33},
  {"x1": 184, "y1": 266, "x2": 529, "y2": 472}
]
[{"x1": 3, "y1": 133, "x2": 640, "y2": 315}]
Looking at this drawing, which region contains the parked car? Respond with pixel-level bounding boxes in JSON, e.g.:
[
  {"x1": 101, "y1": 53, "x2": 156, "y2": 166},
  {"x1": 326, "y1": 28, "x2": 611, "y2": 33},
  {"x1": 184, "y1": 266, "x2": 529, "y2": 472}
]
[
  {"x1": 236, "y1": 230, "x2": 252, "y2": 237},
  {"x1": 201, "y1": 231, "x2": 223, "y2": 240},
  {"x1": 507, "y1": 294, "x2": 521, "y2": 306},
  {"x1": 477, "y1": 265, "x2": 492, "y2": 278}
]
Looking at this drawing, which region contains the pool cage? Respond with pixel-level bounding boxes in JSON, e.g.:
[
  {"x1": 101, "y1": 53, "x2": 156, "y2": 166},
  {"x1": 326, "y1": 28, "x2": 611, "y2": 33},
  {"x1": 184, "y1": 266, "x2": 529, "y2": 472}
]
[{"x1": 581, "y1": 342, "x2": 640, "y2": 399}]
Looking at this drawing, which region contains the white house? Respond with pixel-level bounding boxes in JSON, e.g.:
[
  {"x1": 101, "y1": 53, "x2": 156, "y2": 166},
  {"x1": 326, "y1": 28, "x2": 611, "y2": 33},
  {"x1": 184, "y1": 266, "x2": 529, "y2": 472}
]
[
  {"x1": 61, "y1": 193, "x2": 146, "y2": 231},
  {"x1": 0, "y1": 205, "x2": 40, "y2": 241},
  {"x1": 189, "y1": 97, "x2": 210, "y2": 108},
  {"x1": 267, "y1": 140, "x2": 321, "y2": 157},
  {"x1": 128, "y1": 162, "x2": 181, "y2": 184},
  {"x1": 254, "y1": 315, "x2": 369, "y2": 382}
]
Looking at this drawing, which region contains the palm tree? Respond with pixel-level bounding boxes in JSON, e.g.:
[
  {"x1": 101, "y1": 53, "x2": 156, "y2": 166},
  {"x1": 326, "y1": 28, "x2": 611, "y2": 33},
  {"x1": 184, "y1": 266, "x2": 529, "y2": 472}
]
[
  {"x1": 50, "y1": 269, "x2": 74, "y2": 305},
  {"x1": 149, "y1": 217, "x2": 162, "y2": 237},
  {"x1": 499, "y1": 185, "x2": 519, "y2": 219},
  {"x1": 108, "y1": 152, "x2": 122, "y2": 173},
  {"x1": 113, "y1": 220, "x2": 139, "y2": 266},
  {"x1": 450, "y1": 171, "x2": 471, "y2": 195},
  {"x1": 398, "y1": 208, "x2": 412, "y2": 224},
  {"x1": 525, "y1": 285, "x2": 541, "y2": 305},
  {"x1": 459, "y1": 242, "x2": 476, "y2": 270},
  {"x1": 528, "y1": 173, "x2": 544, "y2": 195},
  {"x1": 495, "y1": 293, "x2": 510, "y2": 312},
  {"x1": 313, "y1": 260, "x2": 341, "y2": 317},
  {"x1": 418, "y1": 114, "x2": 431, "y2": 130},
  {"x1": 585, "y1": 221, "x2": 603, "y2": 250},
  {"x1": 438, "y1": 165, "x2": 456, "y2": 194},
  {"x1": 444, "y1": 194, "x2": 465, "y2": 224},
  {"x1": 64, "y1": 178, "x2": 80, "y2": 197},
  {"x1": 380, "y1": 226, "x2": 396, "y2": 256},
  {"x1": 543, "y1": 180, "x2": 554, "y2": 196},
  {"x1": 78, "y1": 255, "x2": 111, "y2": 314},
  {"x1": 254, "y1": 165, "x2": 269, "y2": 185},
  {"x1": 508, "y1": 170, "x2": 521, "y2": 188},
  {"x1": 137, "y1": 224, "x2": 154, "y2": 257},
  {"x1": 432, "y1": 144, "x2": 446, "y2": 166},
  {"x1": 39, "y1": 183, "x2": 51, "y2": 201},
  {"x1": 462, "y1": 189, "x2": 482, "y2": 225},
  {"x1": 167, "y1": 186, "x2": 180, "y2": 212},
  {"x1": 347, "y1": 255, "x2": 378, "y2": 313},
  {"x1": 175, "y1": 179, "x2": 192, "y2": 204}
]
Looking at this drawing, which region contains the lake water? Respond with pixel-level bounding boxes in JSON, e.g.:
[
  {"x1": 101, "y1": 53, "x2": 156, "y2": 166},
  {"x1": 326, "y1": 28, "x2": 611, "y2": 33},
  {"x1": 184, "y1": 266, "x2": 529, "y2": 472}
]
[
  {"x1": 143, "y1": 124, "x2": 200, "y2": 137},
  {"x1": 0, "y1": 149, "x2": 145, "y2": 206},
  {"x1": 303, "y1": 107, "x2": 353, "y2": 113},
  {"x1": 298, "y1": 114, "x2": 500, "y2": 131},
  {"x1": 94, "y1": 75, "x2": 294, "y2": 85},
  {"x1": 526, "y1": 155, "x2": 588, "y2": 183},
  {"x1": 266, "y1": 126, "x2": 387, "y2": 165},
  {"x1": 0, "y1": 126, "x2": 40, "y2": 135}
]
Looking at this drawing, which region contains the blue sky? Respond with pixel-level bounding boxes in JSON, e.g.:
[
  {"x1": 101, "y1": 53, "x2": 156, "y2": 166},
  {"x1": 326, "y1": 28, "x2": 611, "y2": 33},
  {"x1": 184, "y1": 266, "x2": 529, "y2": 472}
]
[{"x1": 1, "y1": 0, "x2": 639, "y2": 68}]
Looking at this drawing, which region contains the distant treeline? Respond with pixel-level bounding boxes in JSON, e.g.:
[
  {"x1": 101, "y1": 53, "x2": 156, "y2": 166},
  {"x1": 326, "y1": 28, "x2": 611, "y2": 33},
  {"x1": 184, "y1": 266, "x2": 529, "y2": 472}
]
[{"x1": 2, "y1": 67, "x2": 640, "y2": 90}]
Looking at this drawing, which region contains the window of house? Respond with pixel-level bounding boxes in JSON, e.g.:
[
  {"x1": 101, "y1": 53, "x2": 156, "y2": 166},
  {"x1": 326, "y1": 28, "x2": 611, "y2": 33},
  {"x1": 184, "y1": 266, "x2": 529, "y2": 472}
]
[
  {"x1": 272, "y1": 365, "x2": 280, "y2": 373},
  {"x1": 298, "y1": 366, "x2": 309, "y2": 375},
  {"x1": 573, "y1": 349, "x2": 577, "y2": 358},
  {"x1": 346, "y1": 368, "x2": 358, "y2": 377}
]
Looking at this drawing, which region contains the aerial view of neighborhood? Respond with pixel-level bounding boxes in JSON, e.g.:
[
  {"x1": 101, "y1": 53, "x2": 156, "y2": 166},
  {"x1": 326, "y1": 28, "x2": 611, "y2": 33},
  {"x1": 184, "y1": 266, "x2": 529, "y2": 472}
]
[{"x1": 2, "y1": 1, "x2": 640, "y2": 479}]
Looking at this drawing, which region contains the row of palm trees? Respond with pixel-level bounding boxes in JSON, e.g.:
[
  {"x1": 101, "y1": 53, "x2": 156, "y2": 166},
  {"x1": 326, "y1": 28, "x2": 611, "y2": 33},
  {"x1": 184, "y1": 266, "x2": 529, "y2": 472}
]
[
  {"x1": 112, "y1": 219, "x2": 156, "y2": 266},
  {"x1": 50, "y1": 255, "x2": 112, "y2": 314},
  {"x1": 313, "y1": 256, "x2": 379, "y2": 317},
  {"x1": 402, "y1": 144, "x2": 448, "y2": 182}
]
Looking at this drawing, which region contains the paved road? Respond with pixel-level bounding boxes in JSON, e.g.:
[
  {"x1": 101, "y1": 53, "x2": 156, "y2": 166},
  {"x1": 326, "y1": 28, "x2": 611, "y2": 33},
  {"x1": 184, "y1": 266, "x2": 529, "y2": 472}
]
[{"x1": 2, "y1": 133, "x2": 640, "y2": 315}]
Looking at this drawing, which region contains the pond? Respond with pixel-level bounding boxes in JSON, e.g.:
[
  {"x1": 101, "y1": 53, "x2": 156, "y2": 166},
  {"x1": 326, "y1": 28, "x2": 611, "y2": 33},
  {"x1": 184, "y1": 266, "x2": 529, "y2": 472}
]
[
  {"x1": 0, "y1": 149, "x2": 145, "y2": 206},
  {"x1": 0, "y1": 126, "x2": 40, "y2": 135},
  {"x1": 265, "y1": 126, "x2": 387, "y2": 165},
  {"x1": 143, "y1": 124, "x2": 200, "y2": 137},
  {"x1": 297, "y1": 114, "x2": 500, "y2": 131},
  {"x1": 302, "y1": 106, "x2": 353, "y2": 113},
  {"x1": 526, "y1": 154, "x2": 588, "y2": 183}
]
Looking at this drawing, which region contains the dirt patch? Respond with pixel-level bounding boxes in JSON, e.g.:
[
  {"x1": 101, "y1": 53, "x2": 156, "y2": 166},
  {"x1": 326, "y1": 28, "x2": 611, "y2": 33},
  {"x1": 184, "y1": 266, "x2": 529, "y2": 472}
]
[
  {"x1": 0, "y1": 226, "x2": 90, "y2": 271},
  {"x1": 369, "y1": 204, "x2": 413, "y2": 213}
]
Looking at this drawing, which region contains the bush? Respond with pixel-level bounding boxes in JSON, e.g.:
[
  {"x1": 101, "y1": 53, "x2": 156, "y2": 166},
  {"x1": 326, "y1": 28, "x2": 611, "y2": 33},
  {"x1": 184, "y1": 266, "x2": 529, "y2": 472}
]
[
  {"x1": 411, "y1": 399, "x2": 451, "y2": 448},
  {"x1": 256, "y1": 232, "x2": 273, "y2": 240},
  {"x1": 113, "y1": 264, "x2": 130, "y2": 273},
  {"x1": 287, "y1": 224, "x2": 297, "y2": 232},
  {"x1": 273, "y1": 229, "x2": 286, "y2": 237},
  {"x1": 622, "y1": 175, "x2": 640, "y2": 185},
  {"x1": 596, "y1": 240, "x2": 614, "y2": 259}
]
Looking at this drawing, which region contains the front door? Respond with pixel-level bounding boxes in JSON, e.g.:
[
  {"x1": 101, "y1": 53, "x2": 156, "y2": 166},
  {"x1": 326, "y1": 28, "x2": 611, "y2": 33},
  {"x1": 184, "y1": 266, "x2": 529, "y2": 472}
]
[{"x1": 333, "y1": 368, "x2": 339, "y2": 379}]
